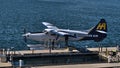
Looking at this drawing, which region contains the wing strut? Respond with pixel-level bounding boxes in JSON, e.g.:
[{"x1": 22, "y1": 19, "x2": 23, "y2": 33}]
[
  {"x1": 65, "y1": 35, "x2": 69, "y2": 46},
  {"x1": 51, "y1": 39, "x2": 55, "y2": 50}
]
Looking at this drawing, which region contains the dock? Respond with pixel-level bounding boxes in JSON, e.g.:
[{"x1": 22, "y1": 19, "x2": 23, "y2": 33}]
[
  {"x1": 0, "y1": 62, "x2": 12, "y2": 68},
  {"x1": 0, "y1": 46, "x2": 120, "y2": 68},
  {"x1": 10, "y1": 49, "x2": 100, "y2": 67}
]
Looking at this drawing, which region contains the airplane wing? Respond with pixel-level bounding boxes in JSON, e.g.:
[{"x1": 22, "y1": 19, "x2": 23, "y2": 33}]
[
  {"x1": 42, "y1": 22, "x2": 86, "y2": 37},
  {"x1": 54, "y1": 32, "x2": 69, "y2": 36},
  {"x1": 42, "y1": 22, "x2": 58, "y2": 30},
  {"x1": 59, "y1": 29, "x2": 88, "y2": 34},
  {"x1": 42, "y1": 22, "x2": 70, "y2": 36},
  {"x1": 51, "y1": 31, "x2": 76, "y2": 40}
]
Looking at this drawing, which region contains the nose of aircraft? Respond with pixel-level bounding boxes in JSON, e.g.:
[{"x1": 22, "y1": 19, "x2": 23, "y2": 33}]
[
  {"x1": 22, "y1": 33, "x2": 31, "y2": 43},
  {"x1": 22, "y1": 33, "x2": 31, "y2": 37}
]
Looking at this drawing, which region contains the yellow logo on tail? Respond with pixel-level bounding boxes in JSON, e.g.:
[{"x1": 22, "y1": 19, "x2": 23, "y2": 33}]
[{"x1": 97, "y1": 23, "x2": 106, "y2": 30}]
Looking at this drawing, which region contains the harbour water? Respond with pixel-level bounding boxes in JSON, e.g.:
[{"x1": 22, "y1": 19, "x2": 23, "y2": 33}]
[{"x1": 0, "y1": 0, "x2": 120, "y2": 50}]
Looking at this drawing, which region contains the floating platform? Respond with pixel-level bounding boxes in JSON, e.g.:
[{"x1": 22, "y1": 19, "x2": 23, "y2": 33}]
[
  {"x1": 4, "y1": 49, "x2": 105, "y2": 67},
  {"x1": 0, "y1": 62, "x2": 12, "y2": 68},
  {"x1": 0, "y1": 47, "x2": 119, "y2": 68}
]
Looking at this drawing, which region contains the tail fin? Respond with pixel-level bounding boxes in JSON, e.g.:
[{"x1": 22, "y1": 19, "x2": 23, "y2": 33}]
[{"x1": 89, "y1": 19, "x2": 107, "y2": 42}]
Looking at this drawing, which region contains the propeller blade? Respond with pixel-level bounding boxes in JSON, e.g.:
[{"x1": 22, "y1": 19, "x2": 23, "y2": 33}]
[
  {"x1": 23, "y1": 28, "x2": 26, "y2": 34},
  {"x1": 23, "y1": 28, "x2": 27, "y2": 43},
  {"x1": 24, "y1": 36, "x2": 27, "y2": 43}
]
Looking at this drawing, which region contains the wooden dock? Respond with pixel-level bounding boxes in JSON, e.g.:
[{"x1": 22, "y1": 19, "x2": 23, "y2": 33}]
[
  {"x1": 8, "y1": 47, "x2": 117, "y2": 55},
  {"x1": 0, "y1": 47, "x2": 120, "y2": 68},
  {"x1": 0, "y1": 62, "x2": 12, "y2": 68},
  {"x1": 13, "y1": 49, "x2": 78, "y2": 55},
  {"x1": 10, "y1": 50, "x2": 99, "y2": 67}
]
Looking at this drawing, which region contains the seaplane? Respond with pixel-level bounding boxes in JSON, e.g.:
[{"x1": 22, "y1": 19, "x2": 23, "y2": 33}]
[{"x1": 22, "y1": 19, "x2": 107, "y2": 49}]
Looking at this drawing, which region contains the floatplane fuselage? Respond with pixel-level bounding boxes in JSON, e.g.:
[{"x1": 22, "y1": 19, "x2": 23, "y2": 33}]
[{"x1": 23, "y1": 19, "x2": 107, "y2": 47}]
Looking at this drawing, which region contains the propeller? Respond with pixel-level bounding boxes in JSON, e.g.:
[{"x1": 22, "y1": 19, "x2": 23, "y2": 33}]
[{"x1": 23, "y1": 28, "x2": 27, "y2": 43}]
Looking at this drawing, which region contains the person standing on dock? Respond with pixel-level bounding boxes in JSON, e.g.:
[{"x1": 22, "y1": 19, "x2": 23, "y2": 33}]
[
  {"x1": 108, "y1": 55, "x2": 111, "y2": 63},
  {"x1": 116, "y1": 45, "x2": 120, "y2": 52}
]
